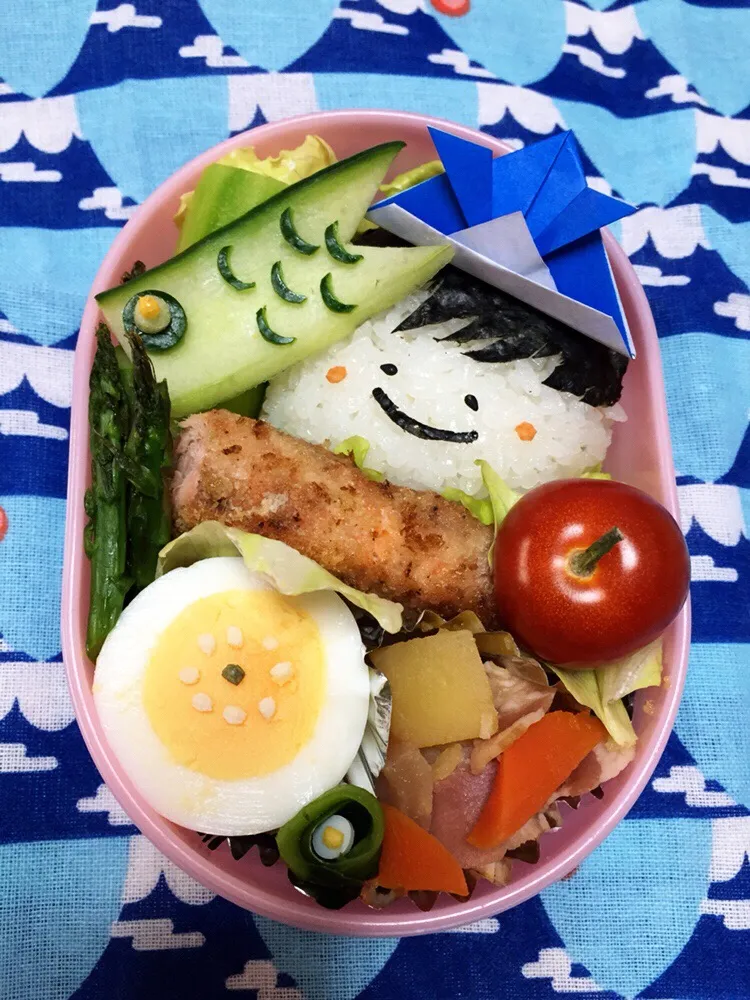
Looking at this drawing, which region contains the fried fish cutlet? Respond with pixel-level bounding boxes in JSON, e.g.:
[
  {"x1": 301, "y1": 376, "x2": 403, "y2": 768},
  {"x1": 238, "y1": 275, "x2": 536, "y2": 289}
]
[{"x1": 172, "y1": 409, "x2": 497, "y2": 626}]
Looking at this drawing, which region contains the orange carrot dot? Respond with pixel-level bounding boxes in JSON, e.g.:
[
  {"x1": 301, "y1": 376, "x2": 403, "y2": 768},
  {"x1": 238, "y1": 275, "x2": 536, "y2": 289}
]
[
  {"x1": 515, "y1": 421, "x2": 537, "y2": 441},
  {"x1": 326, "y1": 366, "x2": 347, "y2": 384},
  {"x1": 0, "y1": 505, "x2": 7, "y2": 542}
]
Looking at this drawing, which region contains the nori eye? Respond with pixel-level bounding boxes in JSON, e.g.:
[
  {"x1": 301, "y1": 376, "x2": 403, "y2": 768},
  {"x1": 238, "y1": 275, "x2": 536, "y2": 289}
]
[
  {"x1": 122, "y1": 289, "x2": 187, "y2": 350},
  {"x1": 464, "y1": 394, "x2": 478, "y2": 411},
  {"x1": 380, "y1": 364, "x2": 398, "y2": 376}
]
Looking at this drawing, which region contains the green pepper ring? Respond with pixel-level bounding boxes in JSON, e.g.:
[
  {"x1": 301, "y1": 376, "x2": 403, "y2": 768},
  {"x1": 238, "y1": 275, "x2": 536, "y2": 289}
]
[
  {"x1": 276, "y1": 784, "x2": 384, "y2": 890},
  {"x1": 123, "y1": 289, "x2": 187, "y2": 351}
]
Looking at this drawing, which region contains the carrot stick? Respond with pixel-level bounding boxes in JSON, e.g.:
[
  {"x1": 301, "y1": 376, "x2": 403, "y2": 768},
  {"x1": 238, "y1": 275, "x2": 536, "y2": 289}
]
[
  {"x1": 378, "y1": 804, "x2": 469, "y2": 896},
  {"x1": 468, "y1": 711, "x2": 607, "y2": 850}
]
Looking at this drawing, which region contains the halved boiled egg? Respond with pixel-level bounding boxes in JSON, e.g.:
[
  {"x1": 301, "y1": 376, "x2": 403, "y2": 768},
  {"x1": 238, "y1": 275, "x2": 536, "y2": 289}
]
[{"x1": 93, "y1": 557, "x2": 369, "y2": 835}]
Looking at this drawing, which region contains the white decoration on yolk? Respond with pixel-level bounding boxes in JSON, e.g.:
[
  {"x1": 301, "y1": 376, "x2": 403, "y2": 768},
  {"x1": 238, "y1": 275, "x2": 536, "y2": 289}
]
[
  {"x1": 262, "y1": 636, "x2": 279, "y2": 650},
  {"x1": 192, "y1": 693, "x2": 213, "y2": 712},
  {"x1": 311, "y1": 814, "x2": 355, "y2": 860},
  {"x1": 197, "y1": 633, "x2": 216, "y2": 656},
  {"x1": 226, "y1": 625, "x2": 243, "y2": 649},
  {"x1": 223, "y1": 705, "x2": 247, "y2": 726},
  {"x1": 178, "y1": 666, "x2": 200, "y2": 685},
  {"x1": 258, "y1": 697, "x2": 276, "y2": 720},
  {"x1": 270, "y1": 661, "x2": 294, "y2": 685}
]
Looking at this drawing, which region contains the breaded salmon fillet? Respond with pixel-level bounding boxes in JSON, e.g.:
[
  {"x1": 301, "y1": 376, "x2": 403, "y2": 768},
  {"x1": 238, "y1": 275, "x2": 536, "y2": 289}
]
[{"x1": 172, "y1": 409, "x2": 497, "y2": 625}]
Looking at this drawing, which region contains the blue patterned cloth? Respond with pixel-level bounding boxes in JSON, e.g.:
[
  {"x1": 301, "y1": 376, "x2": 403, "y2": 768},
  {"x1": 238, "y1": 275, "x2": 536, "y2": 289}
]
[{"x1": 1, "y1": 2, "x2": 749, "y2": 998}]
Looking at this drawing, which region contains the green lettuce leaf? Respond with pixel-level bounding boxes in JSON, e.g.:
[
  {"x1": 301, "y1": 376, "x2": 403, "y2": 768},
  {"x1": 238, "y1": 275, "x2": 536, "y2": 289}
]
[
  {"x1": 442, "y1": 462, "x2": 520, "y2": 529},
  {"x1": 157, "y1": 521, "x2": 403, "y2": 633},
  {"x1": 477, "y1": 460, "x2": 520, "y2": 528},
  {"x1": 441, "y1": 488, "x2": 493, "y2": 526},
  {"x1": 332, "y1": 437, "x2": 384, "y2": 482},
  {"x1": 580, "y1": 463, "x2": 612, "y2": 480},
  {"x1": 549, "y1": 639, "x2": 663, "y2": 747},
  {"x1": 444, "y1": 461, "x2": 612, "y2": 537},
  {"x1": 441, "y1": 462, "x2": 520, "y2": 563},
  {"x1": 217, "y1": 134, "x2": 336, "y2": 184}
]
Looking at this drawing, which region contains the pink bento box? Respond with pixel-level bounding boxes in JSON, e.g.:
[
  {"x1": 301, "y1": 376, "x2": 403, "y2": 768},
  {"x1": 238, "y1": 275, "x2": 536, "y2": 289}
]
[{"x1": 61, "y1": 110, "x2": 691, "y2": 936}]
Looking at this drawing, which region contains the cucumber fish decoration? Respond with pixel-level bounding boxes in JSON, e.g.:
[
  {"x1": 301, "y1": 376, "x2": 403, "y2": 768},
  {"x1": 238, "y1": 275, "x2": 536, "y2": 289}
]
[{"x1": 97, "y1": 142, "x2": 452, "y2": 417}]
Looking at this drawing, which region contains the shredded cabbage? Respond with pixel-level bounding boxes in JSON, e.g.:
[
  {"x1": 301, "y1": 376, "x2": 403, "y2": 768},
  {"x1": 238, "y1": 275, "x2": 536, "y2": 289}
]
[
  {"x1": 157, "y1": 521, "x2": 403, "y2": 633},
  {"x1": 549, "y1": 639, "x2": 663, "y2": 747}
]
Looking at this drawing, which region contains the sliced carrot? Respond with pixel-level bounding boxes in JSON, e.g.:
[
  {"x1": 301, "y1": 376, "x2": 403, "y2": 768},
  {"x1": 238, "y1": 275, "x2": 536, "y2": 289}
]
[
  {"x1": 515, "y1": 421, "x2": 537, "y2": 441},
  {"x1": 326, "y1": 365, "x2": 347, "y2": 384},
  {"x1": 468, "y1": 711, "x2": 606, "y2": 850},
  {"x1": 378, "y1": 803, "x2": 468, "y2": 896}
]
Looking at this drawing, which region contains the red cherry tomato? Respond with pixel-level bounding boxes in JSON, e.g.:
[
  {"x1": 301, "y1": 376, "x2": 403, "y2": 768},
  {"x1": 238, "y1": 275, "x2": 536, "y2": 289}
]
[
  {"x1": 0, "y1": 505, "x2": 7, "y2": 542},
  {"x1": 493, "y1": 479, "x2": 690, "y2": 666}
]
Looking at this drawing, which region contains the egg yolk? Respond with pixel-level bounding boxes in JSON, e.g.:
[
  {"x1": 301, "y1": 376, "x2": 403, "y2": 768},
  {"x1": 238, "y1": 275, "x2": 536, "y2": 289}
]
[
  {"x1": 322, "y1": 825, "x2": 345, "y2": 850},
  {"x1": 142, "y1": 589, "x2": 324, "y2": 781}
]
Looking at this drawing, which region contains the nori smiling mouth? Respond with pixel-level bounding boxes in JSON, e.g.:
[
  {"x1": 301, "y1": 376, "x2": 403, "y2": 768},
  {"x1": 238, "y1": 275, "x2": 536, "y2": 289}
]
[{"x1": 372, "y1": 387, "x2": 479, "y2": 443}]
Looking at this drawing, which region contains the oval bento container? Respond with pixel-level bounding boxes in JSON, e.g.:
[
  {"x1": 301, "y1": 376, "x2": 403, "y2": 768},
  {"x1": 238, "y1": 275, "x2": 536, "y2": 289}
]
[{"x1": 62, "y1": 110, "x2": 691, "y2": 937}]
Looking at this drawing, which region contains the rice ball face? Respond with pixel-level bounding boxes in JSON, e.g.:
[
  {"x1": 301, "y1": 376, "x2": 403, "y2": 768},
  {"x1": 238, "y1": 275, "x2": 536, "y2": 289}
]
[
  {"x1": 93, "y1": 557, "x2": 369, "y2": 835},
  {"x1": 262, "y1": 295, "x2": 624, "y2": 495}
]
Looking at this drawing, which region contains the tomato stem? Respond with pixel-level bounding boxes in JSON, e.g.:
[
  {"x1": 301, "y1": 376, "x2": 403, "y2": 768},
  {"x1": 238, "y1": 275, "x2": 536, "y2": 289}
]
[{"x1": 569, "y1": 526, "x2": 624, "y2": 577}]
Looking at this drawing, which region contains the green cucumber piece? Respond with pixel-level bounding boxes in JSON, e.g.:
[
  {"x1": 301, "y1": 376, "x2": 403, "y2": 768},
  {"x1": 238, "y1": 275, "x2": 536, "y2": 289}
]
[
  {"x1": 177, "y1": 165, "x2": 285, "y2": 252},
  {"x1": 271, "y1": 260, "x2": 306, "y2": 303},
  {"x1": 325, "y1": 221, "x2": 363, "y2": 264},
  {"x1": 123, "y1": 290, "x2": 187, "y2": 351},
  {"x1": 220, "y1": 383, "x2": 267, "y2": 418},
  {"x1": 257, "y1": 306, "x2": 295, "y2": 345},
  {"x1": 217, "y1": 245, "x2": 255, "y2": 290},
  {"x1": 280, "y1": 207, "x2": 320, "y2": 255},
  {"x1": 320, "y1": 273, "x2": 356, "y2": 313},
  {"x1": 97, "y1": 141, "x2": 453, "y2": 417}
]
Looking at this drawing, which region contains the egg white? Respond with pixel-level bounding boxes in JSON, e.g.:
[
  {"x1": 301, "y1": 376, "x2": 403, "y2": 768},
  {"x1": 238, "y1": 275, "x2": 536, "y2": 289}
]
[{"x1": 94, "y1": 556, "x2": 369, "y2": 835}]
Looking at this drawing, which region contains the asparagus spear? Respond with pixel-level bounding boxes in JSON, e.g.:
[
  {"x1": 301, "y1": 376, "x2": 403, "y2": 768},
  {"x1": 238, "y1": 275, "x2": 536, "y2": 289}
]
[
  {"x1": 85, "y1": 324, "x2": 131, "y2": 660},
  {"x1": 124, "y1": 330, "x2": 172, "y2": 591}
]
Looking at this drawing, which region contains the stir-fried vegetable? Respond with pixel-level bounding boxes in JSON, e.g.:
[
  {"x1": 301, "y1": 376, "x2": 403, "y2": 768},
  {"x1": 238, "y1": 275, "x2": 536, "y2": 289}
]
[
  {"x1": 85, "y1": 325, "x2": 132, "y2": 659},
  {"x1": 468, "y1": 711, "x2": 606, "y2": 851},
  {"x1": 377, "y1": 803, "x2": 468, "y2": 896},
  {"x1": 370, "y1": 629, "x2": 498, "y2": 747}
]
